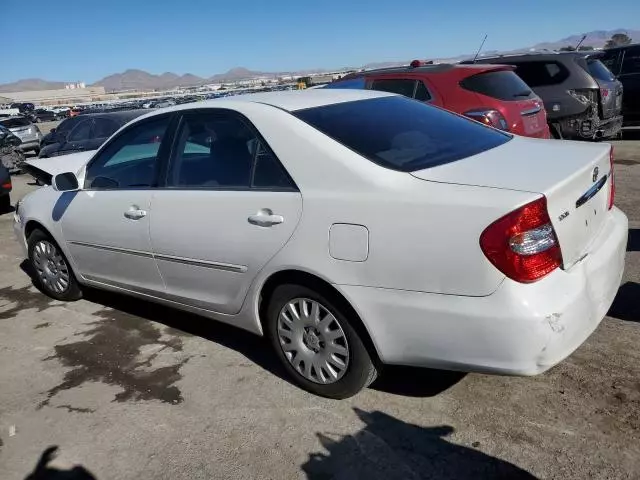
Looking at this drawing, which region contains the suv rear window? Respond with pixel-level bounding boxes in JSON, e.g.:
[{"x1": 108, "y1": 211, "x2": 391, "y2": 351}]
[
  {"x1": 294, "y1": 96, "x2": 510, "y2": 172},
  {"x1": 0, "y1": 117, "x2": 31, "y2": 128},
  {"x1": 510, "y1": 61, "x2": 569, "y2": 87},
  {"x1": 324, "y1": 77, "x2": 366, "y2": 89},
  {"x1": 586, "y1": 59, "x2": 615, "y2": 81},
  {"x1": 461, "y1": 70, "x2": 535, "y2": 100}
]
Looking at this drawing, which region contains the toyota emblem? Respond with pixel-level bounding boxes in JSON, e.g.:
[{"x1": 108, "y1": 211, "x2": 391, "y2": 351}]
[{"x1": 592, "y1": 166, "x2": 599, "y2": 183}]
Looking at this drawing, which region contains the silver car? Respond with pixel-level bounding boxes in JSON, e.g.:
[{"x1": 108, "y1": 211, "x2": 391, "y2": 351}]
[{"x1": 0, "y1": 116, "x2": 43, "y2": 155}]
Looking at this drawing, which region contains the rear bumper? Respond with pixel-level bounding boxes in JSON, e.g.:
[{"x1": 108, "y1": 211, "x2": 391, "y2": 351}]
[
  {"x1": 18, "y1": 139, "x2": 41, "y2": 151},
  {"x1": 557, "y1": 113, "x2": 623, "y2": 140},
  {"x1": 336, "y1": 207, "x2": 628, "y2": 374}
]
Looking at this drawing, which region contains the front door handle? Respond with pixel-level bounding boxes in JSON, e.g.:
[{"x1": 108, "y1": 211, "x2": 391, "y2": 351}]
[
  {"x1": 248, "y1": 209, "x2": 284, "y2": 227},
  {"x1": 124, "y1": 206, "x2": 147, "y2": 220}
]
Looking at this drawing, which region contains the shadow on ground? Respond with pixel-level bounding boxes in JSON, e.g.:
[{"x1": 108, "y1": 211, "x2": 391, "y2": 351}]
[
  {"x1": 628, "y1": 228, "x2": 639, "y2": 252},
  {"x1": 302, "y1": 408, "x2": 536, "y2": 479},
  {"x1": 23, "y1": 446, "x2": 96, "y2": 480},
  {"x1": 608, "y1": 281, "x2": 640, "y2": 323},
  {"x1": 17, "y1": 260, "x2": 467, "y2": 398}
]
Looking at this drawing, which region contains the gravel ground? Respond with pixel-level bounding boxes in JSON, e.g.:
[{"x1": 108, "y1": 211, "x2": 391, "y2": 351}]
[{"x1": 0, "y1": 136, "x2": 638, "y2": 480}]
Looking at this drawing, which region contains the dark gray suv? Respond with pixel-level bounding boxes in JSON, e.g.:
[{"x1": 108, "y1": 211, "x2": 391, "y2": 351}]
[{"x1": 463, "y1": 52, "x2": 623, "y2": 140}]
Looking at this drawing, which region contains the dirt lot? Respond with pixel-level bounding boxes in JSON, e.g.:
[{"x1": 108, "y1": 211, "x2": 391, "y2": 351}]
[{"x1": 0, "y1": 136, "x2": 638, "y2": 479}]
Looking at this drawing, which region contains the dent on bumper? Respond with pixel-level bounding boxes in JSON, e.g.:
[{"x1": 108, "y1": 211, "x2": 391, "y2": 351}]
[{"x1": 336, "y1": 208, "x2": 628, "y2": 375}]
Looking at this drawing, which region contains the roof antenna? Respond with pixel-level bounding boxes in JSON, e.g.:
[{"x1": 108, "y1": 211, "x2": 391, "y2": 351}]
[
  {"x1": 472, "y1": 34, "x2": 488, "y2": 63},
  {"x1": 575, "y1": 34, "x2": 587, "y2": 51}
]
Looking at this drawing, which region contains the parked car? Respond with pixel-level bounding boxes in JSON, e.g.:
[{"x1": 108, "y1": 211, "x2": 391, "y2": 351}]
[
  {"x1": 32, "y1": 109, "x2": 57, "y2": 123},
  {"x1": 16, "y1": 90, "x2": 627, "y2": 398},
  {"x1": 39, "y1": 110, "x2": 146, "y2": 158},
  {"x1": 69, "y1": 107, "x2": 83, "y2": 118},
  {"x1": 464, "y1": 52, "x2": 623, "y2": 140},
  {"x1": 0, "y1": 163, "x2": 10, "y2": 212},
  {"x1": 326, "y1": 61, "x2": 551, "y2": 139},
  {"x1": 0, "y1": 116, "x2": 42, "y2": 155},
  {"x1": 598, "y1": 43, "x2": 640, "y2": 127}
]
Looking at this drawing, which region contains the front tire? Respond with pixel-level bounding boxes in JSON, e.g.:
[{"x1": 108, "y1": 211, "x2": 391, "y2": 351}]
[
  {"x1": 28, "y1": 229, "x2": 82, "y2": 301},
  {"x1": 265, "y1": 284, "x2": 377, "y2": 399}
]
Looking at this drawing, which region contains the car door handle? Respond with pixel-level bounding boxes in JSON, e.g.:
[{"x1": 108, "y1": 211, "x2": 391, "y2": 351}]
[
  {"x1": 248, "y1": 209, "x2": 284, "y2": 227},
  {"x1": 124, "y1": 206, "x2": 147, "y2": 220}
]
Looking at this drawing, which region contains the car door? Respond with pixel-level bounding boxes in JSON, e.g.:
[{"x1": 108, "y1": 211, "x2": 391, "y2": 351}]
[
  {"x1": 60, "y1": 114, "x2": 174, "y2": 293},
  {"x1": 150, "y1": 109, "x2": 302, "y2": 314}
]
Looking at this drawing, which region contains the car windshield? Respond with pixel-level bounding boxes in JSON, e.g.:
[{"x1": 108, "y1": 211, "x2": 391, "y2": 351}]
[
  {"x1": 0, "y1": 117, "x2": 31, "y2": 128},
  {"x1": 294, "y1": 96, "x2": 511, "y2": 172},
  {"x1": 587, "y1": 59, "x2": 616, "y2": 81}
]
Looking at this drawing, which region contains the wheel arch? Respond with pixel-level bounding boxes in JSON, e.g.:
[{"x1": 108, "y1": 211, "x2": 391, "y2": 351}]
[{"x1": 258, "y1": 269, "x2": 383, "y2": 367}]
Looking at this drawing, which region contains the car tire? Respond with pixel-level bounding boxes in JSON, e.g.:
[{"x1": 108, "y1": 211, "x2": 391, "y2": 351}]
[
  {"x1": 265, "y1": 283, "x2": 377, "y2": 399},
  {"x1": 0, "y1": 194, "x2": 10, "y2": 213},
  {"x1": 27, "y1": 229, "x2": 82, "y2": 301}
]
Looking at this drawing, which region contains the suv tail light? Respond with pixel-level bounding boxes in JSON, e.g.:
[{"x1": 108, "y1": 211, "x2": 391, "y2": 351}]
[
  {"x1": 1, "y1": 181, "x2": 11, "y2": 190},
  {"x1": 609, "y1": 146, "x2": 615, "y2": 210},
  {"x1": 464, "y1": 109, "x2": 509, "y2": 131},
  {"x1": 600, "y1": 87, "x2": 610, "y2": 99},
  {"x1": 480, "y1": 197, "x2": 562, "y2": 283}
]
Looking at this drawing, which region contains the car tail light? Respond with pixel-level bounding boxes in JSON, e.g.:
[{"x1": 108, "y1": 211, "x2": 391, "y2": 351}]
[
  {"x1": 568, "y1": 89, "x2": 597, "y2": 105},
  {"x1": 600, "y1": 87, "x2": 610, "y2": 99},
  {"x1": 480, "y1": 197, "x2": 562, "y2": 283},
  {"x1": 2, "y1": 181, "x2": 11, "y2": 189},
  {"x1": 609, "y1": 146, "x2": 615, "y2": 210},
  {"x1": 464, "y1": 109, "x2": 509, "y2": 131}
]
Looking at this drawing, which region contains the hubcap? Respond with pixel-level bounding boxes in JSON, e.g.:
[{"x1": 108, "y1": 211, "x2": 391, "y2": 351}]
[
  {"x1": 277, "y1": 298, "x2": 349, "y2": 384},
  {"x1": 32, "y1": 240, "x2": 70, "y2": 294}
]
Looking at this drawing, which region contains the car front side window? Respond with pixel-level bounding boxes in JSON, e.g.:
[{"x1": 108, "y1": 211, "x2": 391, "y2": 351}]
[
  {"x1": 84, "y1": 116, "x2": 171, "y2": 189},
  {"x1": 68, "y1": 120, "x2": 92, "y2": 142}
]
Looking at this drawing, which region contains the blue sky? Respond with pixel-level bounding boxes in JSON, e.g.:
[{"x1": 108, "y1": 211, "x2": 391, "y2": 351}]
[{"x1": 2, "y1": 0, "x2": 639, "y2": 83}]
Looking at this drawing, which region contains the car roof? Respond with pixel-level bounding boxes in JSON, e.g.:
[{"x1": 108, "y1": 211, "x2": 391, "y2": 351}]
[
  {"x1": 465, "y1": 51, "x2": 583, "y2": 63},
  {"x1": 130, "y1": 89, "x2": 397, "y2": 118},
  {"x1": 80, "y1": 109, "x2": 148, "y2": 121},
  {"x1": 354, "y1": 63, "x2": 509, "y2": 76}
]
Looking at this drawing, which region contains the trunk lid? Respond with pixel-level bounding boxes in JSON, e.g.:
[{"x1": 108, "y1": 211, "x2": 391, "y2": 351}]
[
  {"x1": 410, "y1": 136, "x2": 613, "y2": 269},
  {"x1": 585, "y1": 58, "x2": 623, "y2": 119}
]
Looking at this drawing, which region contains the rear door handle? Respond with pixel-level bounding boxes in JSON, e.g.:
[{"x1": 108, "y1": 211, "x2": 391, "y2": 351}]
[
  {"x1": 248, "y1": 209, "x2": 284, "y2": 227},
  {"x1": 124, "y1": 206, "x2": 147, "y2": 220}
]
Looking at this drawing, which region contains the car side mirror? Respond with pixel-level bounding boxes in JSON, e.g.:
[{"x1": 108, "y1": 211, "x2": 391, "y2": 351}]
[{"x1": 52, "y1": 172, "x2": 79, "y2": 192}]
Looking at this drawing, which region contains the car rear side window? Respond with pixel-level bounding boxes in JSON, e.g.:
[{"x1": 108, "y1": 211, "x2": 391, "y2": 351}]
[
  {"x1": 294, "y1": 96, "x2": 511, "y2": 172},
  {"x1": 370, "y1": 79, "x2": 417, "y2": 99},
  {"x1": 461, "y1": 70, "x2": 535, "y2": 100},
  {"x1": 324, "y1": 77, "x2": 366, "y2": 89},
  {"x1": 511, "y1": 61, "x2": 569, "y2": 87}
]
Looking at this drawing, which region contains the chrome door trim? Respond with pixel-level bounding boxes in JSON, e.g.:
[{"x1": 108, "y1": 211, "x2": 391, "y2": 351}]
[
  {"x1": 69, "y1": 241, "x2": 154, "y2": 258},
  {"x1": 153, "y1": 252, "x2": 248, "y2": 273},
  {"x1": 69, "y1": 241, "x2": 247, "y2": 273}
]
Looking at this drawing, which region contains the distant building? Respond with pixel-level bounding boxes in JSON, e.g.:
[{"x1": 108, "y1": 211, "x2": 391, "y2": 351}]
[{"x1": 65, "y1": 82, "x2": 86, "y2": 89}]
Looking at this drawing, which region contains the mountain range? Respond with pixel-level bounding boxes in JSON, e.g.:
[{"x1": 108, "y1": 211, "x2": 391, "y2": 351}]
[{"x1": 2, "y1": 28, "x2": 638, "y2": 94}]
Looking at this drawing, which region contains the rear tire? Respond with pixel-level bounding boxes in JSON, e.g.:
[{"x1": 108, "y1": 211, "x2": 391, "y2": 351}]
[
  {"x1": 27, "y1": 229, "x2": 82, "y2": 301},
  {"x1": 265, "y1": 284, "x2": 377, "y2": 399}
]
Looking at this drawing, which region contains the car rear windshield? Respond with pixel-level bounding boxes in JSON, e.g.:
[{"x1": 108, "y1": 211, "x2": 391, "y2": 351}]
[
  {"x1": 293, "y1": 96, "x2": 511, "y2": 172},
  {"x1": 0, "y1": 117, "x2": 31, "y2": 128},
  {"x1": 586, "y1": 59, "x2": 616, "y2": 81},
  {"x1": 460, "y1": 70, "x2": 535, "y2": 100}
]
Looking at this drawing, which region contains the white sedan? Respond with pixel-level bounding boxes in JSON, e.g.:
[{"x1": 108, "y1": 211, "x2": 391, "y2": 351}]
[{"x1": 15, "y1": 90, "x2": 628, "y2": 398}]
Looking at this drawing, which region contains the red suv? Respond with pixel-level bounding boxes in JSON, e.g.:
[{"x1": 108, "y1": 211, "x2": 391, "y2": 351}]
[{"x1": 327, "y1": 61, "x2": 551, "y2": 139}]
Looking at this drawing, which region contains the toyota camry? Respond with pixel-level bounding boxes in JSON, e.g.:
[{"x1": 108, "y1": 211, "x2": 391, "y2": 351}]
[{"x1": 14, "y1": 90, "x2": 628, "y2": 398}]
